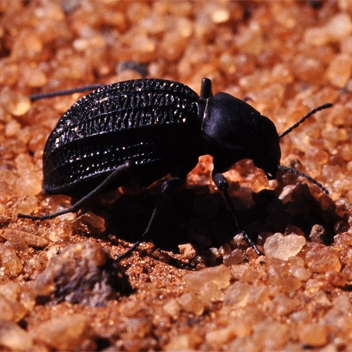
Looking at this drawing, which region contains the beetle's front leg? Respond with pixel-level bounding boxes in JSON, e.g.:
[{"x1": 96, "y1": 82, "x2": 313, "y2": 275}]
[{"x1": 212, "y1": 172, "x2": 262, "y2": 256}]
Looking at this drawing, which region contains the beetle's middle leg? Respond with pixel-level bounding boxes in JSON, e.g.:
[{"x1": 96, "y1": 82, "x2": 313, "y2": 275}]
[
  {"x1": 116, "y1": 177, "x2": 184, "y2": 261},
  {"x1": 212, "y1": 173, "x2": 263, "y2": 255}
]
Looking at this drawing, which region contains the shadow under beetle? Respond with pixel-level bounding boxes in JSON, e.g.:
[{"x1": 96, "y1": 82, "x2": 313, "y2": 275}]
[{"x1": 18, "y1": 78, "x2": 332, "y2": 259}]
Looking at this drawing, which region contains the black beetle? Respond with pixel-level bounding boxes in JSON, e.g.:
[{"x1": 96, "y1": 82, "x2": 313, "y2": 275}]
[{"x1": 19, "y1": 78, "x2": 332, "y2": 258}]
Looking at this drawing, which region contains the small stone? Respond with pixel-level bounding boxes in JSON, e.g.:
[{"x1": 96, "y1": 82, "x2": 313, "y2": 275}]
[
  {"x1": 5, "y1": 120, "x2": 21, "y2": 137},
  {"x1": 32, "y1": 314, "x2": 92, "y2": 351},
  {"x1": 0, "y1": 319, "x2": 33, "y2": 351},
  {"x1": 310, "y1": 224, "x2": 328, "y2": 244},
  {"x1": 178, "y1": 292, "x2": 204, "y2": 316},
  {"x1": 326, "y1": 53, "x2": 352, "y2": 88},
  {"x1": 289, "y1": 265, "x2": 311, "y2": 281},
  {"x1": 0, "y1": 294, "x2": 16, "y2": 321},
  {"x1": 199, "y1": 281, "x2": 224, "y2": 303},
  {"x1": 306, "y1": 246, "x2": 341, "y2": 273},
  {"x1": 0, "y1": 229, "x2": 49, "y2": 249},
  {"x1": 8, "y1": 95, "x2": 31, "y2": 116},
  {"x1": 269, "y1": 293, "x2": 299, "y2": 317},
  {"x1": 184, "y1": 264, "x2": 231, "y2": 293},
  {"x1": 223, "y1": 281, "x2": 251, "y2": 307},
  {"x1": 325, "y1": 13, "x2": 352, "y2": 41},
  {"x1": 71, "y1": 211, "x2": 106, "y2": 234},
  {"x1": 223, "y1": 248, "x2": 245, "y2": 266},
  {"x1": 299, "y1": 323, "x2": 327, "y2": 347},
  {"x1": 0, "y1": 245, "x2": 23, "y2": 277},
  {"x1": 32, "y1": 242, "x2": 131, "y2": 305},
  {"x1": 178, "y1": 243, "x2": 197, "y2": 259},
  {"x1": 252, "y1": 318, "x2": 289, "y2": 350},
  {"x1": 304, "y1": 27, "x2": 329, "y2": 46},
  {"x1": 206, "y1": 327, "x2": 235, "y2": 345},
  {"x1": 163, "y1": 299, "x2": 181, "y2": 319},
  {"x1": 211, "y1": 8, "x2": 230, "y2": 24},
  {"x1": 264, "y1": 233, "x2": 306, "y2": 260}
]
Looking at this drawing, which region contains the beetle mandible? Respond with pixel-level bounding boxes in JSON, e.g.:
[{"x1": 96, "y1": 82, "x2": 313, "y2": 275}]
[{"x1": 18, "y1": 78, "x2": 332, "y2": 258}]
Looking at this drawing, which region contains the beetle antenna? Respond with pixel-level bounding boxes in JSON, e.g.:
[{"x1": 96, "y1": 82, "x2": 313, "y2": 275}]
[
  {"x1": 279, "y1": 103, "x2": 333, "y2": 139},
  {"x1": 277, "y1": 165, "x2": 328, "y2": 194}
]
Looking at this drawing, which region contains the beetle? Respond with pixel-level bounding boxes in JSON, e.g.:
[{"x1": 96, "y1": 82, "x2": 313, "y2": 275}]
[{"x1": 18, "y1": 78, "x2": 332, "y2": 259}]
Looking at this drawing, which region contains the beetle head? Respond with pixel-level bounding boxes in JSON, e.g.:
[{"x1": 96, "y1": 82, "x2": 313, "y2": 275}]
[{"x1": 200, "y1": 92, "x2": 281, "y2": 179}]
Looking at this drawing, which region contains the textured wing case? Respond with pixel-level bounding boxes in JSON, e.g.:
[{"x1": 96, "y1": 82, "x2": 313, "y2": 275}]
[{"x1": 43, "y1": 79, "x2": 202, "y2": 195}]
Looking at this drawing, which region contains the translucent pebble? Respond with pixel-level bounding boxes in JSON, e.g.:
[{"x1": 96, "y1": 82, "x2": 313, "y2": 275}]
[
  {"x1": 249, "y1": 285, "x2": 270, "y2": 305},
  {"x1": 289, "y1": 265, "x2": 311, "y2": 281},
  {"x1": 269, "y1": 293, "x2": 299, "y2": 317},
  {"x1": 211, "y1": 8, "x2": 230, "y2": 24},
  {"x1": 199, "y1": 281, "x2": 224, "y2": 303},
  {"x1": 325, "y1": 13, "x2": 352, "y2": 41},
  {"x1": 206, "y1": 327, "x2": 235, "y2": 346},
  {"x1": 264, "y1": 233, "x2": 306, "y2": 260},
  {"x1": 267, "y1": 261, "x2": 302, "y2": 293},
  {"x1": 159, "y1": 31, "x2": 188, "y2": 62},
  {"x1": 184, "y1": 265, "x2": 231, "y2": 293},
  {"x1": 32, "y1": 314, "x2": 92, "y2": 351},
  {"x1": 0, "y1": 229, "x2": 49, "y2": 249},
  {"x1": 15, "y1": 172, "x2": 42, "y2": 196},
  {"x1": 0, "y1": 294, "x2": 16, "y2": 321},
  {"x1": 271, "y1": 64, "x2": 294, "y2": 84},
  {"x1": 0, "y1": 246, "x2": 23, "y2": 277},
  {"x1": 166, "y1": 333, "x2": 198, "y2": 351},
  {"x1": 8, "y1": 95, "x2": 31, "y2": 117},
  {"x1": 252, "y1": 318, "x2": 289, "y2": 350},
  {"x1": 325, "y1": 271, "x2": 347, "y2": 287},
  {"x1": 223, "y1": 281, "x2": 251, "y2": 307},
  {"x1": 22, "y1": 66, "x2": 47, "y2": 88},
  {"x1": 305, "y1": 246, "x2": 341, "y2": 273},
  {"x1": 304, "y1": 27, "x2": 329, "y2": 46},
  {"x1": 5, "y1": 120, "x2": 21, "y2": 137},
  {"x1": 163, "y1": 298, "x2": 180, "y2": 318},
  {"x1": 178, "y1": 292, "x2": 204, "y2": 316},
  {"x1": 341, "y1": 36, "x2": 352, "y2": 55},
  {"x1": 228, "y1": 336, "x2": 260, "y2": 352},
  {"x1": 236, "y1": 28, "x2": 264, "y2": 56},
  {"x1": 292, "y1": 55, "x2": 325, "y2": 84},
  {"x1": 305, "y1": 146, "x2": 329, "y2": 165},
  {"x1": 299, "y1": 323, "x2": 327, "y2": 347},
  {"x1": 0, "y1": 319, "x2": 33, "y2": 351},
  {"x1": 326, "y1": 53, "x2": 352, "y2": 88},
  {"x1": 321, "y1": 164, "x2": 343, "y2": 184},
  {"x1": 223, "y1": 249, "x2": 245, "y2": 266},
  {"x1": 13, "y1": 195, "x2": 39, "y2": 216}
]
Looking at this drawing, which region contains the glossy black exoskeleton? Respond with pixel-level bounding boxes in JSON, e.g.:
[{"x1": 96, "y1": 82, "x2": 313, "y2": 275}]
[{"x1": 19, "y1": 78, "x2": 332, "y2": 258}]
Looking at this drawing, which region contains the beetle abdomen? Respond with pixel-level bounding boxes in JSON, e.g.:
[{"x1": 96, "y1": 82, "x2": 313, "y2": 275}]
[{"x1": 43, "y1": 79, "x2": 202, "y2": 195}]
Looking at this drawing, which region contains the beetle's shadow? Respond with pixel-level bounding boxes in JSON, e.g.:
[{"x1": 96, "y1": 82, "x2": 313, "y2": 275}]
[{"x1": 90, "y1": 181, "x2": 340, "y2": 255}]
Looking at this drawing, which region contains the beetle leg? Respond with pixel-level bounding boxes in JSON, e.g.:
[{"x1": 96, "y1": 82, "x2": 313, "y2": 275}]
[
  {"x1": 29, "y1": 84, "x2": 103, "y2": 101},
  {"x1": 212, "y1": 173, "x2": 263, "y2": 256},
  {"x1": 116, "y1": 177, "x2": 184, "y2": 261},
  {"x1": 18, "y1": 161, "x2": 135, "y2": 221}
]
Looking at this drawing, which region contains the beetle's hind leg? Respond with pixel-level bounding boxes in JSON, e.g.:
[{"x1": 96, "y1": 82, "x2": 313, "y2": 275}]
[
  {"x1": 212, "y1": 173, "x2": 263, "y2": 256},
  {"x1": 17, "y1": 161, "x2": 135, "y2": 221}
]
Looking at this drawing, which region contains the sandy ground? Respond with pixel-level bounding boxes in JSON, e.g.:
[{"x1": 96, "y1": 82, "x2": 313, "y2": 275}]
[{"x1": 1, "y1": 0, "x2": 352, "y2": 351}]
